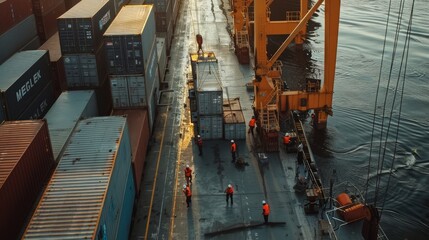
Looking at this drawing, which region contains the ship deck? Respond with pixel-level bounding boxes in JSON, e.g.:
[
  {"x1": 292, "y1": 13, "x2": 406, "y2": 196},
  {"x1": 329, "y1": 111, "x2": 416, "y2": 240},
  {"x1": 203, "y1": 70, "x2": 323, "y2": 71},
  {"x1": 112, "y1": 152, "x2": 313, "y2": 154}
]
[{"x1": 129, "y1": 0, "x2": 370, "y2": 239}]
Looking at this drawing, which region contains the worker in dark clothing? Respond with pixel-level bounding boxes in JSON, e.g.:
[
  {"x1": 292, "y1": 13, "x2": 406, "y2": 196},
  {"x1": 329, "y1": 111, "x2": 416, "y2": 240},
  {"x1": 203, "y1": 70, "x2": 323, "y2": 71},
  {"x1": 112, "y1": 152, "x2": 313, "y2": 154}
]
[
  {"x1": 197, "y1": 135, "x2": 203, "y2": 156},
  {"x1": 184, "y1": 165, "x2": 192, "y2": 185},
  {"x1": 283, "y1": 133, "x2": 291, "y2": 152},
  {"x1": 248, "y1": 116, "x2": 256, "y2": 136},
  {"x1": 225, "y1": 184, "x2": 234, "y2": 205},
  {"x1": 262, "y1": 200, "x2": 270, "y2": 223},
  {"x1": 183, "y1": 184, "x2": 192, "y2": 208},
  {"x1": 230, "y1": 140, "x2": 237, "y2": 163}
]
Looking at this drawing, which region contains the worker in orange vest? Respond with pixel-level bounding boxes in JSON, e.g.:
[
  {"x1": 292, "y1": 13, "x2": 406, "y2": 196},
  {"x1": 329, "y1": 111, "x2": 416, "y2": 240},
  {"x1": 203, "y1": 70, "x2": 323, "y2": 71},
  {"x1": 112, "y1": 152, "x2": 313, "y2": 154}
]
[
  {"x1": 184, "y1": 165, "x2": 192, "y2": 185},
  {"x1": 283, "y1": 133, "x2": 291, "y2": 152},
  {"x1": 225, "y1": 184, "x2": 234, "y2": 205},
  {"x1": 248, "y1": 116, "x2": 256, "y2": 136},
  {"x1": 230, "y1": 140, "x2": 237, "y2": 163},
  {"x1": 262, "y1": 200, "x2": 270, "y2": 223},
  {"x1": 196, "y1": 135, "x2": 203, "y2": 156},
  {"x1": 183, "y1": 184, "x2": 192, "y2": 208}
]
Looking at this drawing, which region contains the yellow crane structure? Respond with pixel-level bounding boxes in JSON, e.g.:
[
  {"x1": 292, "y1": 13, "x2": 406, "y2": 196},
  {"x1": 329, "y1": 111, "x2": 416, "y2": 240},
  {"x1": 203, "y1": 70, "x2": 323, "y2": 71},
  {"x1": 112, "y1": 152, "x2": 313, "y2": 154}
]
[{"x1": 232, "y1": 0, "x2": 340, "y2": 151}]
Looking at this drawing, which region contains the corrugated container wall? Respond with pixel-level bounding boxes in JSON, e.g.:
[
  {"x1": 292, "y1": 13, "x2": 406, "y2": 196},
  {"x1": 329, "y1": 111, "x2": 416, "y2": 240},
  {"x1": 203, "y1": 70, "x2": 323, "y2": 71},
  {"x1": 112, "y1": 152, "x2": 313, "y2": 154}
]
[
  {"x1": 34, "y1": 0, "x2": 66, "y2": 42},
  {"x1": 0, "y1": 14, "x2": 37, "y2": 64},
  {"x1": 112, "y1": 109, "x2": 150, "y2": 194},
  {"x1": 104, "y1": 5, "x2": 156, "y2": 75},
  {"x1": 58, "y1": 0, "x2": 113, "y2": 54},
  {"x1": 94, "y1": 77, "x2": 113, "y2": 115},
  {"x1": 63, "y1": 45, "x2": 108, "y2": 88},
  {"x1": 198, "y1": 115, "x2": 223, "y2": 139},
  {"x1": 44, "y1": 90, "x2": 98, "y2": 161},
  {"x1": 110, "y1": 75, "x2": 147, "y2": 108},
  {"x1": 195, "y1": 60, "x2": 223, "y2": 115},
  {"x1": 38, "y1": 32, "x2": 67, "y2": 97},
  {"x1": 17, "y1": 82, "x2": 56, "y2": 120},
  {"x1": 0, "y1": 120, "x2": 55, "y2": 240},
  {"x1": 223, "y1": 110, "x2": 246, "y2": 140},
  {"x1": 23, "y1": 116, "x2": 135, "y2": 239},
  {"x1": 0, "y1": 0, "x2": 33, "y2": 35},
  {"x1": 156, "y1": 37, "x2": 167, "y2": 83},
  {"x1": 0, "y1": 50, "x2": 52, "y2": 122}
]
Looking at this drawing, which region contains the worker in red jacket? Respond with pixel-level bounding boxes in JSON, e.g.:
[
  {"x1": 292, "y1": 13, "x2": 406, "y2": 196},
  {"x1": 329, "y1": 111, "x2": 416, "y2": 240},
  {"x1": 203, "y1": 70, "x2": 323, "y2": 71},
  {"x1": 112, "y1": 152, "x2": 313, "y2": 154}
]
[
  {"x1": 248, "y1": 116, "x2": 256, "y2": 136},
  {"x1": 183, "y1": 184, "x2": 192, "y2": 208},
  {"x1": 283, "y1": 133, "x2": 291, "y2": 151},
  {"x1": 184, "y1": 165, "x2": 192, "y2": 185},
  {"x1": 262, "y1": 200, "x2": 270, "y2": 223},
  {"x1": 230, "y1": 140, "x2": 237, "y2": 163},
  {"x1": 225, "y1": 184, "x2": 234, "y2": 205}
]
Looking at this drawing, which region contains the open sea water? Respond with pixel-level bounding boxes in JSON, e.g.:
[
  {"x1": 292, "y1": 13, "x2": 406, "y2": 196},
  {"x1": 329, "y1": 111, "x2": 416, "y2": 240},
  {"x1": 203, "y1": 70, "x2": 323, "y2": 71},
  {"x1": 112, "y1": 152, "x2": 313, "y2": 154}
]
[{"x1": 293, "y1": 0, "x2": 429, "y2": 239}]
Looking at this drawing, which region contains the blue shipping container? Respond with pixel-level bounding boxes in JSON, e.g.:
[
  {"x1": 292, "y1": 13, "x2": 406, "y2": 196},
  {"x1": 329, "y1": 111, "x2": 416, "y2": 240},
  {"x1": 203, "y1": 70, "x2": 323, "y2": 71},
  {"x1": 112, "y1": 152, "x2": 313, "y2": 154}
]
[
  {"x1": 22, "y1": 116, "x2": 135, "y2": 239},
  {"x1": 44, "y1": 90, "x2": 98, "y2": 161},
  {"x1": 17, "y1": 82, "x2": 55, "y2": 120},
  {"x1": 0, "y1": 50, "x2": 52, "y2": 121}
]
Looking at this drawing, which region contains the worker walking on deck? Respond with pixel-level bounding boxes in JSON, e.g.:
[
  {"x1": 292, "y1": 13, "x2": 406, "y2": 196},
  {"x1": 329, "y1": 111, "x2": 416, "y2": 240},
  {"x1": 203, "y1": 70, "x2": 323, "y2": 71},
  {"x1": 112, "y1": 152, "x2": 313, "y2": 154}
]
[
  {"x1": 184, "y1": 165, "x2": 192, "y2": 185},
  {"x1": 262, "y1": 200, "x2": 270, "y2": 224},
  {"x1": 225, "y1": 184, "x2": 234, "y2": 205},
  {"x1": 183, "y1": 184, "x2": 192, "y2": 208},
  {"x1": 248, "y1": 116, "x2": 256, "y2": 136},
  {"x1": 283, "y1": 133, "x2": 291, "y2": 152},
  {"x1": 230, "y1": 140, "x2": 237, "y2": 163},
  {"x1": 196, "y1": 135, "x2": 203, "y2": 156}
]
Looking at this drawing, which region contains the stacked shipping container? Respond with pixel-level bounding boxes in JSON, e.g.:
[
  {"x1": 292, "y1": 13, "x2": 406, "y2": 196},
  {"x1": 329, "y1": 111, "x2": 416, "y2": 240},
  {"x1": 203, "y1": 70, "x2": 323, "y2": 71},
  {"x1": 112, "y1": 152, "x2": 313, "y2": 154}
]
[
  {"x1": 0, "y1": 120, "x2": 55, "y2": 240},
  {"x1": 223, "y1": 98, "x2": 246, "y2": 140},
  {"x1": 32, "y1": 0, "x2": 67, "y2": 43},
  {"x1": 23, "y1": 116, "x2": 135, "y2": 239},
  {"x1": 189, "y1": 52, "x2": 224, "y2": 139},
  {"x1": 44, "y1": 90, "x2": 98, "y2": 161},
  {"x1": 104, "y1": 5, "x2": 159, "y2": 130},
  {"x1": 0, "y1": 50, "x2": 55, "y2": 122}
]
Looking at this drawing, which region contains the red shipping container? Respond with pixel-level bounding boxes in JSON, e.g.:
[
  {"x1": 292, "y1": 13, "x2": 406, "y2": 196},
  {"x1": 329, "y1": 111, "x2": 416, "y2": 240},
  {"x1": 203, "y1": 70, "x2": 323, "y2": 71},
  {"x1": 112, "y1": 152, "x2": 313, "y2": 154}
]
[
  {"x1": 64, "y1": 0, "x2": 80, "y2": 10},
  {"x1": 35, "y1": 1, "x2": 66, "y2": 42},
  {"x1": 38, "y1": 32, "x2": 67, "y2": 97},
  {"x1": 32, "y1": 0, "x2": 63, "y2": 15},
  {"x1": 0, "y1": 0, "x2": 33, "y2": 35},
  {"x1": 112, "y1": 109, "x2": 150, "y2": 194},
  {"x1": 0, "y1": 120, "x2": 55, "y2": 240}
]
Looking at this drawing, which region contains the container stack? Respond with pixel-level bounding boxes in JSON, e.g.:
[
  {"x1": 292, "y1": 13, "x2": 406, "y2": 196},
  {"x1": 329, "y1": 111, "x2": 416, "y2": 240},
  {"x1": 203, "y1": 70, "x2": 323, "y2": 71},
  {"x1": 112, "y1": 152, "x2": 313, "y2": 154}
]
[
  {"x1": 189, "y1": 52, "x2": 224, "y2": 139},
  {"x1": 0, "y1": 0, "x2": 38, "y2": 63},
  {"x1": 104, "y1": 5, "x2": 159, "y2": 130},
  {"x1": 0, "y1": 120, "x2": 55, "y2": 240},
  {"x1": 58, "y1": 0, "x2": 114, "y2": 115},
  {"x1": 223, "y1": 98, "x2": 246, "y2": 140},
  {"x1": 32, "y1": 0, "x2": 67, "y2": 43},
  {"x1": 130, "y1": 0, "x2": 179, "y2": 53},
  {"x1": 22, "y1": 116, "x2": 135, "y2": 240},
  {"x1": 0, "y1": 50, "x2": 56, "y2": 122}
]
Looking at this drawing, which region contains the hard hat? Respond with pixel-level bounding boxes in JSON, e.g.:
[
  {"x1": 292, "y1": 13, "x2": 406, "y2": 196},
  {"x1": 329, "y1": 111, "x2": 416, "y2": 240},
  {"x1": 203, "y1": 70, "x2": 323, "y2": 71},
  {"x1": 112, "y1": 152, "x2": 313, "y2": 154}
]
[
  {"x1": 183, "y1": 184, "x2": 187, "y2": 189},
  {"x1": 186, "y1": 164, "x2": 189, "y2": 168},
  {"x1": 228, "y1": 184, "x2": 232, "y2": 188},
  {"x1": 231, "y1": 140, "x2": 234, "y2": 143},
  {"x1": 262, "y1": 200, "x2": 266, "y2": 204},
  {"x1": 197, "y1": 135, "x2": 201, "y2": 138},
  {"x1": 285, "y1": 133, "x2": 289, "y2": 137}
]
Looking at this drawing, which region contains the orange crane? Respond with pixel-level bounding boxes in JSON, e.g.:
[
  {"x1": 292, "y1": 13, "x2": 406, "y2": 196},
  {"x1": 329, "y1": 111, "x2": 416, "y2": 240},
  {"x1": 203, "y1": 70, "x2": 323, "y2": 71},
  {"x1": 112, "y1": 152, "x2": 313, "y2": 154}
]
[{"x1": 232, "y1": 0, "x2": 340, "y2": 150}]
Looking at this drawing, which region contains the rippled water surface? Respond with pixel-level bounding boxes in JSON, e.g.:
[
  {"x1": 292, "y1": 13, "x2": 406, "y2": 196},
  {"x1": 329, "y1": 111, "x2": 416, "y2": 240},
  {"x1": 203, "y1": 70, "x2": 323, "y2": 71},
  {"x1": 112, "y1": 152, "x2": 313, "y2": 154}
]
[{"x1": 282, "y1": 0, "x2": 428, "y2": 239}]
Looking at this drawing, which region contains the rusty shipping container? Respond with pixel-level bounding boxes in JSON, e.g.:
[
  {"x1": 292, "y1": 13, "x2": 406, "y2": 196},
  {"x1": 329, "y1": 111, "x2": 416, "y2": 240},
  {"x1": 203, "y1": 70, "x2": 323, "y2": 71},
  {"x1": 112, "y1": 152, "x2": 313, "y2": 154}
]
[
  {"x1": 0, "y1": 0, "x2": 33, "y2": 35},
  {"x1": 58, "y1": 0, "x2": 113, "y2": 54},
  {"x1": 23, "y1": 116, "x2": 135, "y2": 240},
  {"x1": 0, "y1": 50, "x2": 52, "y2": 122},
  {"x1": 112, "y1": 108, "x2": 150, "y2": 194},
  {"x1": 0, "y1": 120, "x2": 55, "y2": 240},
  {"x1": 104, "y1": 5, "x2": 156, "y2": 75},
  {"x1": 38, "y1": 32, "x2": 67, "y2": 97},
  {"x1": 34, "y1": 1, "x2": 66, "y2": 43}
]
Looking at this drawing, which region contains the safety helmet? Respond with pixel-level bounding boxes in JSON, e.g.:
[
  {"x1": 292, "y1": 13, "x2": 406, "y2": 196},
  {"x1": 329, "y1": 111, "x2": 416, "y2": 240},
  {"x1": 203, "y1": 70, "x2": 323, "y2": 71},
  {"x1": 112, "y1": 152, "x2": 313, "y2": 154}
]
[
  {"x1": 183, "y1": 184, "x2": 187, "y2": 189},
  {"x1": 228, "y1": 184, "x2": 232, "y2": 188},
  {"x1": 262, "y1": 200, "x2": 266, "y2": 204},
  {"x1": 197, "y1": 135, "x2": 201, "y2": 138},
  {"x1": 186, "y1": 164, "x2": 189, "y2": 168},
  {"x1": 285, "y1": 133, "x2": 289, "y2": 137},
  {"x1": 231, "y1": 140, "x2": 234, "y2": 143}
]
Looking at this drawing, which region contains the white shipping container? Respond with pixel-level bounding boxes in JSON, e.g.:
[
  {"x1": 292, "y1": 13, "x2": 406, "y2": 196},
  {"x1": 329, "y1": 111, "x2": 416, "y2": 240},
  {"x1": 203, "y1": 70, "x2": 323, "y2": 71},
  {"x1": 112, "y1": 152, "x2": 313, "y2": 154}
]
[
  {"x1": 198, "y1": 115, "x2": 223, "y2": 140},
  {"x1": 195, "y1": 60, "x2": 223, "y2": 115},
  {"x1": 110, "y1": 75, "x2": 147, "y2": 108}
]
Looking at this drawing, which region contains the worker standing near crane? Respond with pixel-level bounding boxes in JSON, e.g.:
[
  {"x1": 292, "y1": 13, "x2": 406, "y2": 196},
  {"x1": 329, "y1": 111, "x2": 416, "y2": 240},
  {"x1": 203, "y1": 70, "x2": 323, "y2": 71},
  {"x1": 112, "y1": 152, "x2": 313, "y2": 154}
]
[
  {"x1": 283, "y1": 133, "x2": 291, "y2": 152},
  {"x1": 248, "y1": 116, "x2": 256, "y2": 136},
  {"x1": 196, "y1": 135, "x2": 203, "y2": 156},
  {"x1": 230, "y1": 140, "x2": 237, "y2": 163},
  {"x1": 183, "y1": 184, "x2": 192, "y2": 208},
  {"x1": 224, "y1": 184, "x2": 234, "y2": 206}
]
